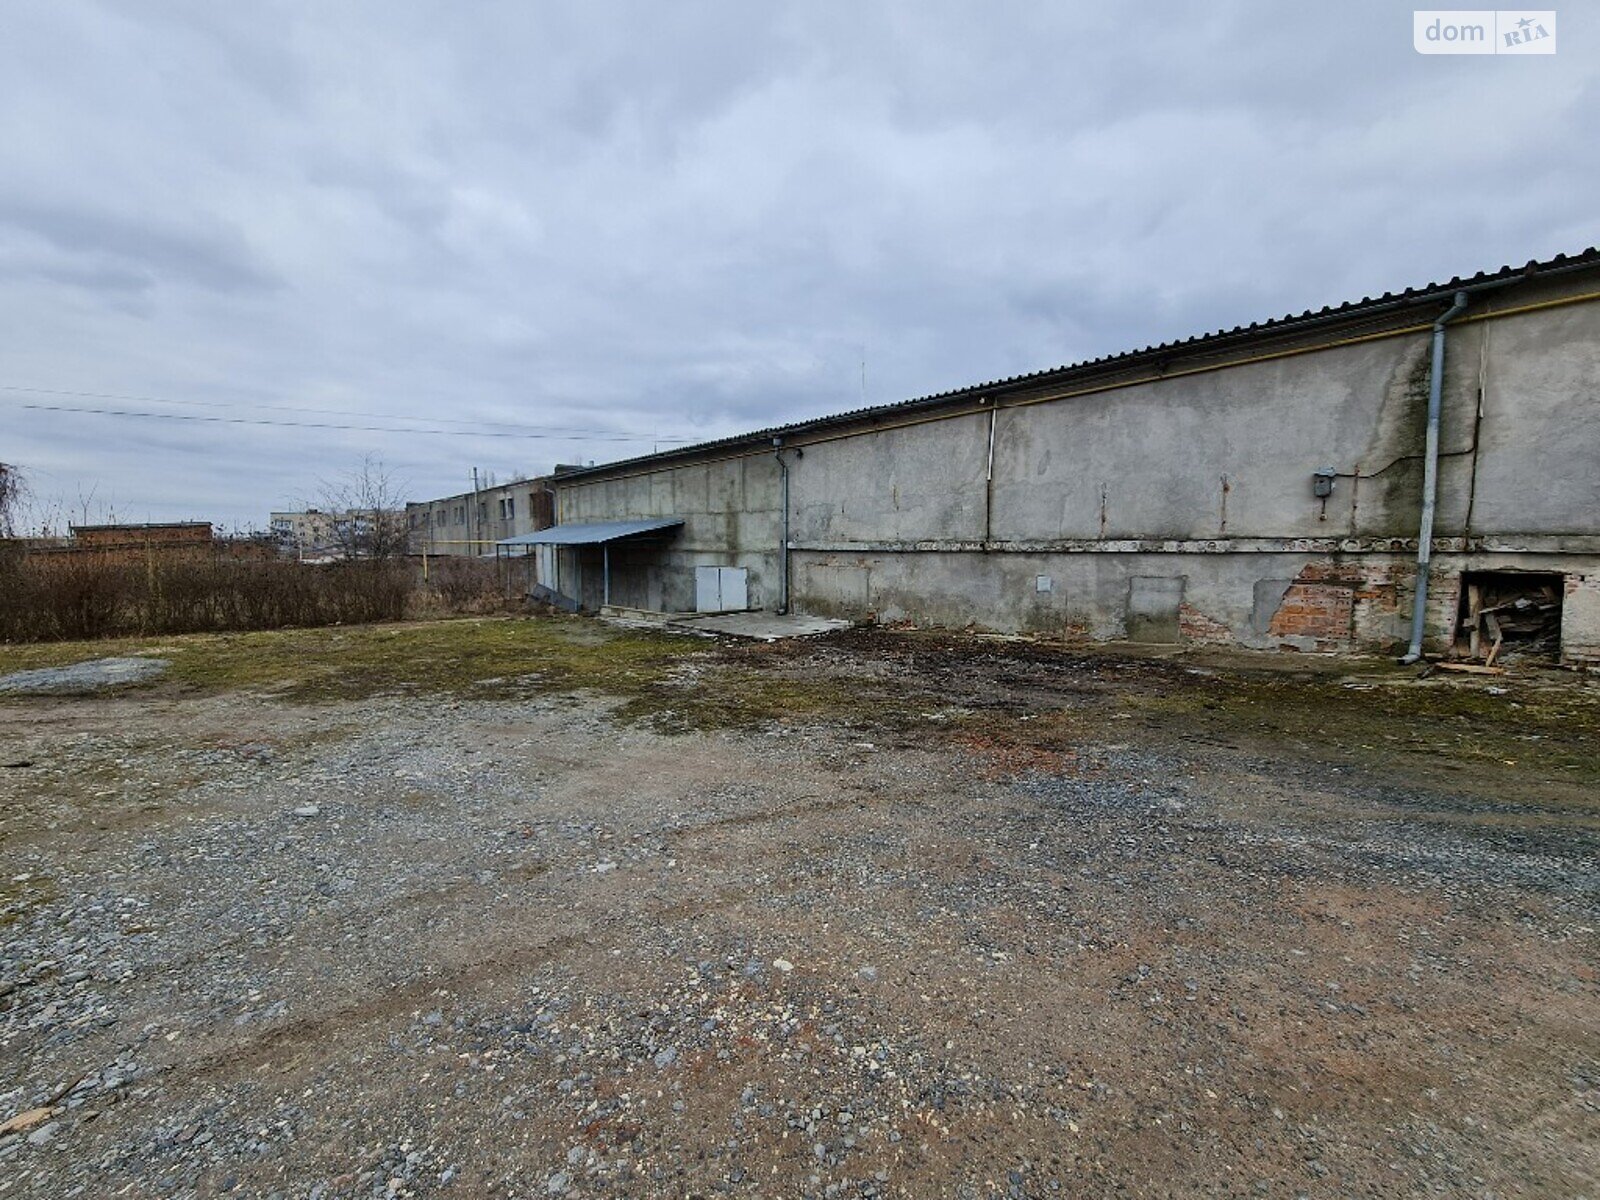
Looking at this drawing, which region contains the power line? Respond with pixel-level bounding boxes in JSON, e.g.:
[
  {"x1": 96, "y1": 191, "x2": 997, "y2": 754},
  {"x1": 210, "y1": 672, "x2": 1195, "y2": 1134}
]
[
  {"x1": 0, "y1": 383, "x2": 679, "y2": 440},
  {"x1": 12, "y1": 401, "x2": 691, "y2": 442}
]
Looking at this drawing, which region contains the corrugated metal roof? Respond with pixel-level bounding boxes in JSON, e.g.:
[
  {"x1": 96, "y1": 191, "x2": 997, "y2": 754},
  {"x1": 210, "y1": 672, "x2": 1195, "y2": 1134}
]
[
  {"x1": 553, "y1": 246, "x2": 1600, "y2": 482},
  {"x1": 497, "y1": 518, "x2": 684, "y2": 546}
]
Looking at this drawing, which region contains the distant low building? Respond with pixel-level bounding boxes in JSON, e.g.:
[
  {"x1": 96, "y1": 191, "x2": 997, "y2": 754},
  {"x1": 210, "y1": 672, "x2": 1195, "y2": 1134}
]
[
  {"x1": 54, "y1": 522, "x2": 276, "y2": 563},
  {"x1": 71, "y1": 521, "x2": 214, "y2": 552},
  {"x1": 405, "y1": 477, "x2": 555, "y2": 557}
]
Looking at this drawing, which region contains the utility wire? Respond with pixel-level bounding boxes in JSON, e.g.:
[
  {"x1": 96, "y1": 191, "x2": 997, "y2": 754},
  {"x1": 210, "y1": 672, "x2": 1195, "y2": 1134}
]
[
  {"x1": 0, "y1": 383, "x2": 678, "y2": 440},
  {"x1": 13, "y1": 401, "x2": 691, "y2": 442}
]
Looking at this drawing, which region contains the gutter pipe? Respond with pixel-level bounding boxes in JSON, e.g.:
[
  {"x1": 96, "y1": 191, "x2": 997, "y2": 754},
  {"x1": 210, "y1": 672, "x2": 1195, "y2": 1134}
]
[
  {"x1": 774, "y1": 439, "x2": 791, "y2": 614},
  {"x1": 1401, "y1": 290, "x2": 1470, "y2": 664}
]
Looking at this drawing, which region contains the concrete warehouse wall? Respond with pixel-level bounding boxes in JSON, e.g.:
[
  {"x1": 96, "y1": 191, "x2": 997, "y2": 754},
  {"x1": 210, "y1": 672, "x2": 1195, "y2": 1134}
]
[
  {"x1": 551, "y1": 268, "x2": 1600, "y2": 661},
  {"x1": 1468, "y1": 297, "x2": 1600, "y2": 535},
  {"x1": 555, "y1": 455, "x2": 783, "y2": 612}
]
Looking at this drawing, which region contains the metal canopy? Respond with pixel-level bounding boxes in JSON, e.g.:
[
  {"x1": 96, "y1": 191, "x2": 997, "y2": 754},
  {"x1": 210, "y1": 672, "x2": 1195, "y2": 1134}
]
[{"x1": 496, "y1": 518, "x2": 684, "y2": 548}]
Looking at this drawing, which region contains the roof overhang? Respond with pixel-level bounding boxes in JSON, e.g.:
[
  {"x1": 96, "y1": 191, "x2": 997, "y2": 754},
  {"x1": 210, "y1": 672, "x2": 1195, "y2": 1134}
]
[
  {"x1": 543, "y1": 247, "x2": 1600, "y2": 486},
  {"x1": 496, "y1": 518, "x2": 684, "y2": 547}
]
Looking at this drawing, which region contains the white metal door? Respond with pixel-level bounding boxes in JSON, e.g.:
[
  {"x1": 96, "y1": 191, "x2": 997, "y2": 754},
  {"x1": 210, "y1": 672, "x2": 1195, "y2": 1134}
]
[
  {"x1": 694, "y1": 566, "x2": 722, "y2": 612},
  {"x1": 694, "y1": 566, "x2": 749, "y2": 612},
  {"x1": 719, "y1": 567, "x2": 748, "y2": 610}
]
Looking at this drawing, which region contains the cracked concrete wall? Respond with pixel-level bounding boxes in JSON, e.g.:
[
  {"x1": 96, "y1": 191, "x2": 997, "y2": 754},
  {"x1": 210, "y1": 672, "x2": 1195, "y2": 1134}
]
[
  {"x1": 554, "y1": 273, "x2": 1600, "y2": 656},
  {"x1": 783, "y1": 275, "x2": 1600, "y2": 656}
]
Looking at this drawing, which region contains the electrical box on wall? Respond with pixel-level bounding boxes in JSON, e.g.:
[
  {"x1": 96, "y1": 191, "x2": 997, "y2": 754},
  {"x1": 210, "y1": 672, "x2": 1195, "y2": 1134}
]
[{"x1": 1312, "y1": 467, "x2": 1337, "y2": 498}]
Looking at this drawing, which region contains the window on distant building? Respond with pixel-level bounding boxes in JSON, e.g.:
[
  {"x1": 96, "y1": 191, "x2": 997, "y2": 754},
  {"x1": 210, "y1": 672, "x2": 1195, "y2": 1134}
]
[
  {"x1": 455, "y1": 505, "x2": 465, "y2": 525},
  {"x1": 436, "y1": 510, "x2": 446, "y2": 527},
  {"x1": 499, "y1": 496, "x2": 514, "y2": 520}
]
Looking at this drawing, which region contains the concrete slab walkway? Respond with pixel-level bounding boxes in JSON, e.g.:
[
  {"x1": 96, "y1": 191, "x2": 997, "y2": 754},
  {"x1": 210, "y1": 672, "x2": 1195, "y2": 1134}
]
[{"x1": 664, "y1": 611, "x2": 853, "y2": 641}]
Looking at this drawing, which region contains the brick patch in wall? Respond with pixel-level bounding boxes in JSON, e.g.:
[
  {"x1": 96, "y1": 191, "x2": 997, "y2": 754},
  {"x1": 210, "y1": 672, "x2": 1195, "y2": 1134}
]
[
  {"x1": 1178, "y1": 603, "x2": 1234, "y2": 646},
  {"x1": 1266, "y1": 560, "x2": 1392, "y2": 652}
]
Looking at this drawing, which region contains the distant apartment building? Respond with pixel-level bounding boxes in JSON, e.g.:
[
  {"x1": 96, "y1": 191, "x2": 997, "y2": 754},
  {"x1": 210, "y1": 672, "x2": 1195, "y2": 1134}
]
[
  {"x1": 405, "y1": 476, "x2": 556, "y2": 556},
  {"x1": 270, "y1": 508, "x2": 405, "y2": 560},
  {"x1": 269, "y1": 510, "x2": 337, "y2": 559}
]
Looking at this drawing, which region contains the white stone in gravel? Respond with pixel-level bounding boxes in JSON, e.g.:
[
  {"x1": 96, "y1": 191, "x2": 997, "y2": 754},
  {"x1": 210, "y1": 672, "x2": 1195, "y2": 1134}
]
[
  {"x1": 0, "y1": 657, "x2": 168, "y2": 694},
  {"x1": 773, "y1": 959, "x2": 794, "y2": 973},
  {"x1": 292, "y1": 804, "x2": 321, "y2": 818}
]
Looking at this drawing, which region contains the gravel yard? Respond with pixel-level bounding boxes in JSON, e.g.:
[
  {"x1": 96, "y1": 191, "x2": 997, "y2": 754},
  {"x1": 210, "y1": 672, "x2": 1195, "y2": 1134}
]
[{"x1": 0, "y1": 618, "x2": 1596, "y2": 1199}]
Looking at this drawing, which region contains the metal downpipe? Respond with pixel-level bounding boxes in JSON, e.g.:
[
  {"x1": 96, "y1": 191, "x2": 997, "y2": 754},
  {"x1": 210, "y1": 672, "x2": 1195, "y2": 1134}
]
[
  {"x1": 1401, "y1": 290, "x2": 1470, "y2": 664},
  {"x1": 774, "y1": 441, "x2": 790, "y2": 614}
]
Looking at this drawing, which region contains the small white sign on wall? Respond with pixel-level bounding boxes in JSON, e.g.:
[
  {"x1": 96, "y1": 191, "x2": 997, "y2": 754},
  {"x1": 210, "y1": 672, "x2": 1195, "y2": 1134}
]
[{"x1": 1036, "y1": 575, "x2": 1053, "y2": 594}]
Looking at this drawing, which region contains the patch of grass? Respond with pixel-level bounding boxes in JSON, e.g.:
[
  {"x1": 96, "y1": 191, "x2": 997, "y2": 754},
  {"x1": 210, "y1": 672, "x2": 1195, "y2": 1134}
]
[
  {"x1": 172, "y1": 617, "x2": 694, "y2": 702},
  {"x1": 1109, "y1": 670, "x2": 1600, "y2": 786},
  {"x1": 0, "y1": 616, "x2": 916, "y2": 732},
  {"x1": 5, "y1": 618, "x2": 1595, "y2": 784},
  {"x1": 623, "y1": 664, "x2": 915, "y2": 733},
  {"x1": 0, "y1": 618, "x2": 659, "y2": 699}
]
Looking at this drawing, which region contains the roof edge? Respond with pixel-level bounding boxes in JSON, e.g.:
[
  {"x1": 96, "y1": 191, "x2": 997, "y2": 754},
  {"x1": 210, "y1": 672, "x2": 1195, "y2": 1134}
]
[{"x1": 552, "y1": 246, "x2": 1600, "y2": 483}]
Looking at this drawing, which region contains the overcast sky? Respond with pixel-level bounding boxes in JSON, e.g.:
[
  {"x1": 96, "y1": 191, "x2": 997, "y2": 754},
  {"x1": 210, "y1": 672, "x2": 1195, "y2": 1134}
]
[{"x1": 1, "y1": 1, "x2": 1592, "y2": 530}]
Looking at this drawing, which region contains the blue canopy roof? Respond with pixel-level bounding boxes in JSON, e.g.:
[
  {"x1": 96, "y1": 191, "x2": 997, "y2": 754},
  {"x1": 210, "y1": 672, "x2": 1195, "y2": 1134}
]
[{"x1": 496, "y1": 518, "x2": 684, "y2": 547}]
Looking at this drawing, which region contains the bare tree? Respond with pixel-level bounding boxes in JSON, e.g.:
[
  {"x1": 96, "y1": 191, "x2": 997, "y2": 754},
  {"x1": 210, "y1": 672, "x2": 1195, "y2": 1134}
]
[
  {"x1": 0, "y1": 463, "x2": 25, "y2": 538},
  {"x1": 308, "y1": 456, "x2": 410, "y2": 561}
]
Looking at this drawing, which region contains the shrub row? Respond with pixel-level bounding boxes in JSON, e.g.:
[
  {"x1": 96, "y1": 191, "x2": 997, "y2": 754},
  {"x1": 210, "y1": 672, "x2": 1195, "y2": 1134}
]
[{"x1": 0, "y1": 551, "x2": 513, "y2": 642}]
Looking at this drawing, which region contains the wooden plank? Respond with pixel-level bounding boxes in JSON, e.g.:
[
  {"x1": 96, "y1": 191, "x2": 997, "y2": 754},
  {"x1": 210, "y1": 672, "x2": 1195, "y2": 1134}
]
[
  {"x1": 1436, "y1": 661, "x2": 1507, "y2": 675},
  {"x1": 1484, "y1": 611, "x2": 1505, "y2": 668},
  {"x1": 1466, "y1": 582, "x2": 1484, "y2": 658}
]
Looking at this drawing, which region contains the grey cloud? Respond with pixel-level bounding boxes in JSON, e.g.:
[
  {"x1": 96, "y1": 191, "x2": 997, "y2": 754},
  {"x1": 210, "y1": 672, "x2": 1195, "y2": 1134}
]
[{"x1": 0, "y1": 199, "x2": 277, "y2": 294}]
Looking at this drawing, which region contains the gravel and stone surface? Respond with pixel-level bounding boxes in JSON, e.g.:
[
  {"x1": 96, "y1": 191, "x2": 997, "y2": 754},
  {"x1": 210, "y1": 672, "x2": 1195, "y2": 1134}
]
[{"x1": 0, "y1": 623, "x2": 1596, "y2": 1198}]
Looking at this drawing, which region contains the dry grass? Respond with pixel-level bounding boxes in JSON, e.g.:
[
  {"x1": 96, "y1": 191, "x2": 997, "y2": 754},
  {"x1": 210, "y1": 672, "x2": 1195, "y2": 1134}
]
[
  {"x1": 0, "y1": 616, "x2": 915, "y2": 733},
  {"x1": 4, "y1": 616, "x2": 1597, "y2": 790}
]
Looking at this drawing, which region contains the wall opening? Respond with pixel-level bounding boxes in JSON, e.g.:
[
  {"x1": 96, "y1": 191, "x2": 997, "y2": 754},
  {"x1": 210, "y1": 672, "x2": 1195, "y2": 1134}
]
[
  {"x1": 1126, "y1": 576, "x2": 1184, "y2": 644},
  {"x1": 1453, "y1": 571, "x2": 1563, "y2": 665}
]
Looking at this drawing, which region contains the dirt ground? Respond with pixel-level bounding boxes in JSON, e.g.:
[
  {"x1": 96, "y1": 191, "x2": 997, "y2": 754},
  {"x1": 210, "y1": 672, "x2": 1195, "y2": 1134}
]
[{"x1": 0, "y1": 617, "x2": 1596, "y2": 1199}]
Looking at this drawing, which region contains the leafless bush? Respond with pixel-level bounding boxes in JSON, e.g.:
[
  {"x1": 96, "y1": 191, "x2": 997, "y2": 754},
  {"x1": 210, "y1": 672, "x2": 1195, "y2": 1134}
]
[
  {"x1": 419, "y1": 556, "x2": 510, "y2": 613},
  {"x1": 0, "y1": 552, "x2": 416, "y2": 643},
  {"x1": 0, "y1": 553, "x2": 133, "y2": 641}
]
